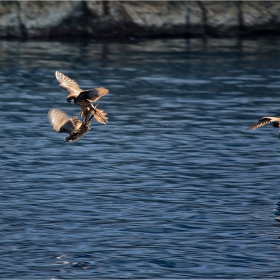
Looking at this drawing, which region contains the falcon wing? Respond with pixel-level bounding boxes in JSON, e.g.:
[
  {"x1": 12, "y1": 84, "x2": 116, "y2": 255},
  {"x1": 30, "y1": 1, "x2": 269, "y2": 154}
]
[
  {"x1": 48, "y1": 108, "x2": 75, "y2": 133},
  {"x1": 55, "y1": 71, "x2": 83, "y2": 97},
  {"x1": 247, "y1": 117, "x2": 278, "y2": 130},
  {"x1": 77, "y1": 87, "x2": 109, "y2": 102}
]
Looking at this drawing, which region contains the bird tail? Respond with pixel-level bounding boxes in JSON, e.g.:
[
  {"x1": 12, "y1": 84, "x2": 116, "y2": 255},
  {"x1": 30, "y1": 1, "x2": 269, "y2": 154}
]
[{"x1": 90, "y1": 105, "x2": 108, "y2": 125}]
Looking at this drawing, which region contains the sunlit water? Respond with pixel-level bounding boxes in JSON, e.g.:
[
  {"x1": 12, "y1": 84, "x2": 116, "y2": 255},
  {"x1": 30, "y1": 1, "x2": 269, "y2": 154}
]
[{"x1": 1, "y1": 37, "x2": 280, "y2": 278}]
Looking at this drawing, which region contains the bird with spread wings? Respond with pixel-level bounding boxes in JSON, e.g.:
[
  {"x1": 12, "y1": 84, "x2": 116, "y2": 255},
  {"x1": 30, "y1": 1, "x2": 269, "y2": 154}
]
[
  {"x1": 55, "y1": 71, "x2": 109, "y2": 124},
  {"x1": 248, "y1": 116, "x2": 280, "y2": 130},
  {"x1": 48, "y1": 108, "x2": 92, "y2": 142}
]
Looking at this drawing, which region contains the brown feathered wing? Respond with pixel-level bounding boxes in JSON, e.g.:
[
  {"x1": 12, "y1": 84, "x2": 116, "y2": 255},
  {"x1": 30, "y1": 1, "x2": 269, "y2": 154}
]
[
  {"x1": 55, "y1": 71, "x2": 83, "y2": 98},
  {"x1": 77, "y1": 87, "x2": 109, "y2": 102},
  {"x1": 247, "y1": 117, "x2": 280, "y2": 130},
  {"x1": 48, "y1": 108, "x2": 76, "y2": 133}
]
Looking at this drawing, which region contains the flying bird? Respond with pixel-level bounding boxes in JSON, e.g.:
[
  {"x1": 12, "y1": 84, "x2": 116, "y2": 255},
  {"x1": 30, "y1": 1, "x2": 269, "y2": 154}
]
[
  {"x1": 248, "y1": 116, "x2": 280, "y2": 130},
  {"x1": 55, "y1": 71, "x2": 108, "y2": 124},
  {"x1": 48, "y1": 108, "x2": 91, "y2": 142}
]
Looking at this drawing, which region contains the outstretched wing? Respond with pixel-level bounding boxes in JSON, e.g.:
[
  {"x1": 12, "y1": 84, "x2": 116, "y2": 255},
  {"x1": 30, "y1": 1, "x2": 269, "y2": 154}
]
[
  {"x1": 55, "y1": 71, "x2": 83, "y2": 97},
  {"x1": 77, "y1": 87, "x2": 109, "y2": 102},
  {"x1": 48, "y1": 108, "x2": 75, "y2": 133},
  {"x1": 247, "y1": 116, "x2": 279, "y2": 130}
]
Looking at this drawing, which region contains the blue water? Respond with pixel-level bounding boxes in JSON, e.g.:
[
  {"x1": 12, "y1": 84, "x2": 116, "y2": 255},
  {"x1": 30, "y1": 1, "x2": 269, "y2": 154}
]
[{"x1": 1, "y1": 37, "x2": 280, "y2": 278}]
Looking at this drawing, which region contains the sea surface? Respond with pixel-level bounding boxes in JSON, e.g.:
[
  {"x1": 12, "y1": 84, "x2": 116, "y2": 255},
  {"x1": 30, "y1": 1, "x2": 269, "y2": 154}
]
[{"x1": 1, "y1": 37, "x2": 280, "y2": 279}]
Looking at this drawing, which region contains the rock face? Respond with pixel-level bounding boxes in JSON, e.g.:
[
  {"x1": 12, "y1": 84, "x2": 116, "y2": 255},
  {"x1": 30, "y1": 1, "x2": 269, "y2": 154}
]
[{"x1": 0, "y1": 1, "x2": 280, "y2": 39}]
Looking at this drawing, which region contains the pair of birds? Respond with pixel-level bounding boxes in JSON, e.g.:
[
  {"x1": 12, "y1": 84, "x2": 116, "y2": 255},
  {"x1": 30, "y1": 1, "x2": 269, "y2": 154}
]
[{"x1": 48, "y1": 71, "x2": 109, "y2": 142}]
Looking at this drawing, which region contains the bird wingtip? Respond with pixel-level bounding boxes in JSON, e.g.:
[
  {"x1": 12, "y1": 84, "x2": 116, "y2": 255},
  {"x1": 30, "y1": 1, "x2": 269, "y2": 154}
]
[{"x1": 55, "y1": 71, "x2": 63, "y2": 79}]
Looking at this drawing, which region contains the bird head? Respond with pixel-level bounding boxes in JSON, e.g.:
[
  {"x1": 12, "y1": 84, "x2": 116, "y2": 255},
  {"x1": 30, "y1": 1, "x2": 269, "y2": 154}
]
[
  {"x1": 271, "y1": 121, "x2": 280, "y2": 128},
  {"x1": 64, "y1": 135, "x2": 74, "y2": 142},
  {"x1": 67, "y1": 97, "x2": 75, "y2": 103}
]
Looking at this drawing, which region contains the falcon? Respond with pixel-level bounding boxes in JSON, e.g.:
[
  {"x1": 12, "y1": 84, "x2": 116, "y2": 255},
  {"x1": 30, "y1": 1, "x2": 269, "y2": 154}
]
[
  {"x1": 48, "y1": 108, "x2": 91, "y2": 142},
  {"x1": 55, "y1": 71, "x2": 108, "y2": 124},
  {"x1": 248, "y1": 116, "x2": 280, "y2": 130}
]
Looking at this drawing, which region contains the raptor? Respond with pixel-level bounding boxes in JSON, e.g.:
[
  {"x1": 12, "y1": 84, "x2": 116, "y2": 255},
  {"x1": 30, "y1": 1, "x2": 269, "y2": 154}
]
[
  {"x1": 55, "y1": 71, "x2": 109, "y2": 124},
  {"x1": 48, "y1": 108, "x2": 91, "y2": 142}
]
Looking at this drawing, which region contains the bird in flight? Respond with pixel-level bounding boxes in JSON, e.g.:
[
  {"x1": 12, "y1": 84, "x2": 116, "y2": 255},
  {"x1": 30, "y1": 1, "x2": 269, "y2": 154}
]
[
  {"x1": 248, "y1": 116, "x2": 280, "y2": 130},
  {"x1": 55, "y1": 71, "x2": 109, "y2": 125},
  {"x1": 48, "y1": 108, "x2": 91, "y2": 142}
]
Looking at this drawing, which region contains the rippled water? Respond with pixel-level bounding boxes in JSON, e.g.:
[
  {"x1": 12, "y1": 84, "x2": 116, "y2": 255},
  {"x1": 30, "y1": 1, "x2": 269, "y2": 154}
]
[{"x1": 1, "y1": 37, "x2": 280, "y2": 278}]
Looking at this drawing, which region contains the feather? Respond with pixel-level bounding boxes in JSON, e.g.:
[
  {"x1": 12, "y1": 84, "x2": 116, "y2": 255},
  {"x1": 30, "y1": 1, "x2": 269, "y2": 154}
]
[
  {"x1": 248, "y1": 116, "x2": 280, "y2": 130},
  {"x1": 48, "y1": 108, "x2": 91, "y2": 142},
  {"x1": 55, "y1": 71, "x2": 83, "y2": 97}
]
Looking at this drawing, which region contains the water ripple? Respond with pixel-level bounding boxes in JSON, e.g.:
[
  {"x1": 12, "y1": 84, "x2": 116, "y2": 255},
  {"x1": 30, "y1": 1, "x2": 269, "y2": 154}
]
[{"x1": 0, "y1": 37, "x2": 280, "y2": 278}]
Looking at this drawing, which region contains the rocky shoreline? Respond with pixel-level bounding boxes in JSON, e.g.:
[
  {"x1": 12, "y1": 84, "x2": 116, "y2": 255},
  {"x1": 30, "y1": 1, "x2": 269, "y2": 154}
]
[{"x1": 1, "y1": 1, "x2": 280, "y2": 39}]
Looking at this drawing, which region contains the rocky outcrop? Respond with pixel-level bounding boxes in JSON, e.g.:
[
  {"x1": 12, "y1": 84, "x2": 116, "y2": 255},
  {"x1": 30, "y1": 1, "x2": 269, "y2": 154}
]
[{"x1": 1, "y1": 1, "x2": 280, "y2": 39}]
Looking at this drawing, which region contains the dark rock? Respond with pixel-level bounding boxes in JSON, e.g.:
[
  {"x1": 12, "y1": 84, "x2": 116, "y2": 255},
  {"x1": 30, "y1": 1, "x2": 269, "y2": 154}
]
[{"x1": 0, "y1": 1, "x2": 280, "y2": 39}]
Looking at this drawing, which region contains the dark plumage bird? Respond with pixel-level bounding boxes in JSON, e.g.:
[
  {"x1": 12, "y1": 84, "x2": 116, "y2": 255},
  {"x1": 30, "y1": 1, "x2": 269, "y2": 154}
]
[
  {"x1": 48, "y1": 108, "x2": 91, "y2": 142},
  {"x1": 55, "y1": 71, "x2": 109, "y2": 124},
  {"x1": 248, "y1": 116, "x2": 280, "y2": 130}
]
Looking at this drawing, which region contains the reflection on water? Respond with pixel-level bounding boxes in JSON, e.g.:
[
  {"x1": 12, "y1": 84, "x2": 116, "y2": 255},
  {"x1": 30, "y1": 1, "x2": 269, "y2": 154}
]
[{"x1": 1, "y1": 37, "x2": 280, "y2": 278}]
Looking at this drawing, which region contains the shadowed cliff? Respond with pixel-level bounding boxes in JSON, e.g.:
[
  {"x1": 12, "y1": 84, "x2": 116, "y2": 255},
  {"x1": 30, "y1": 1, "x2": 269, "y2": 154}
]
[{"x1": 1, "y1": 1, "x2": 280, "y2": 39}]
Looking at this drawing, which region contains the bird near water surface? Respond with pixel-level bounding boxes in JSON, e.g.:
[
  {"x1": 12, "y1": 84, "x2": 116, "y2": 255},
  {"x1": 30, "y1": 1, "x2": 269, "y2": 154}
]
[
  {"x1": 248, "y1": 116, "x2": 280, "y2": 130},
  {"x1": 48, "y1": 108, "x2": 92, "y2": 142},
  {"x1": 55, "y1": 71, "x2": 109, "y2": 124}
]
